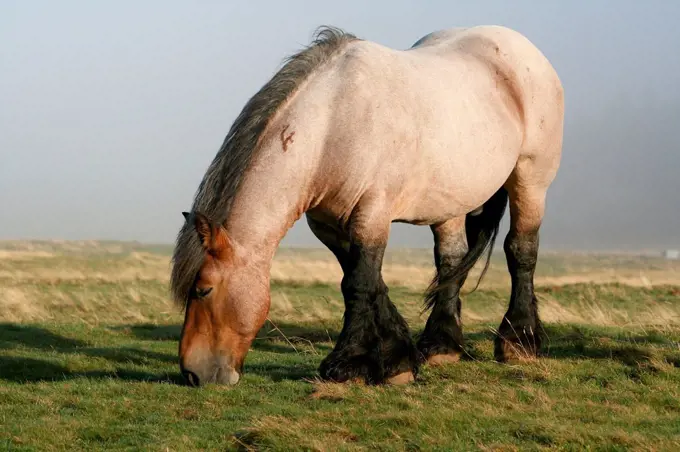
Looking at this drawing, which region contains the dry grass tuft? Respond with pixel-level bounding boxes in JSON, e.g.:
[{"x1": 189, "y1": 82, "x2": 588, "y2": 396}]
[
  {"x1": 0, "y1": 287, "x2": 48, "y2": 322},
  {"x1": 309, "y1": 379, "x2": 352, "y2": 401},
  {"x1": 242, "y1": 414, "x2": 364, "y2": 451}
]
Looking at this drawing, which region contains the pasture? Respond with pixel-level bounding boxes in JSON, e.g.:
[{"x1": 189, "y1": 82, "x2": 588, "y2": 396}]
[{"x1": 1, "y1": 240, "x2": 680, "y2": 450}]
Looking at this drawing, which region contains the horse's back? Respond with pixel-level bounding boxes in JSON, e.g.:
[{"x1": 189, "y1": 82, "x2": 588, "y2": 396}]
[
  {"x1": 299, "y1": 26, "x2": 564, "y2": 225},
  {"x1": 412, "y1": 26, "x2": 563, "y2": 138},
  {"x1": 331, "y1": 25, "x2": 563, "y2": 161},
  {"x1": 409, "y1": 26, "x2": 565, "y2": 214},
  {"x1": 412, "y1": 26, "x2": 564, "y2": 177}
]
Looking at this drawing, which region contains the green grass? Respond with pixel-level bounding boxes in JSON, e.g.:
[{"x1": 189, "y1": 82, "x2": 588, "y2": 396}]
[
  {"x1": 1, "y1": 318, "x2": 680, "y2": 450},
  {"x1": 1, "y1": 242, "x2": 680, "y2": 450}
]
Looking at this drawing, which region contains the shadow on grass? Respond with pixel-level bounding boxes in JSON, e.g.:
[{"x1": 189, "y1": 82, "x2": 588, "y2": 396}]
[
  {"x1": 118, "y1": 320, "x2": 339, "y2": 382},
  {"x1": 0, "y1": 323, "x2": 183, "y2": 384},
  {"x1": 257, "y1": 320, "x2": 338, "y2": 344},
  {"x1": 540, "y1": 324, "x2": 680, "y2": 367},
  {"x1": 121, "y1": 321, "x2": 680, "y2": 376},
  {"x1": 416, "y1": 323, "x2": 680, "y2": 373},
  {"x1": 0, "y1": 323, "x2": 88, "y2": 350},
  {"x1": 245, "y1": 361, "x2": 320, "y2": 382},
  {"x1": 117, "y1": 324, "x2": 181, "y2": 341},
  {"x1": 0, "y1": 321, "x2": 330, "y2": 384},
  {"x1": 3, "y1": 321, "x2": 677, "y2": 385},
  {"x1": 461, "y1": 324, "x2": 680, "y2": 368},
  {"x1": 0, "y1": 356, "x2": 185, "y2": 384}
]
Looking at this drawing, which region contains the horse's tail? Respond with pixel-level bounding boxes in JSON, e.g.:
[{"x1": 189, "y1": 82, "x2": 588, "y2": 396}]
[{"x1": 424, "y1": 187, "x2": 508, "y2": 311}]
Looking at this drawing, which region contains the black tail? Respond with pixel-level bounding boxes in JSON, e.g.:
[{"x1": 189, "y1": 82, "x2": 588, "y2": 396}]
[{"x1": 424, "y1": 188, "x2": 508, "y2": 311}]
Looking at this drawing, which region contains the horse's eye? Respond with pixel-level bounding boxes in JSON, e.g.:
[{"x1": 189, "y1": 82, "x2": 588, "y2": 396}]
[{"x1": 196, "y1": 287, "x2": 213, "y2": 298}]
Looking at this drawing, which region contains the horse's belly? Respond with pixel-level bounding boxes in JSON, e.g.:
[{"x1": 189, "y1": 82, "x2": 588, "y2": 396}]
[{"x1": 391, "y1": 144, "x2": 518, "y2": 225}]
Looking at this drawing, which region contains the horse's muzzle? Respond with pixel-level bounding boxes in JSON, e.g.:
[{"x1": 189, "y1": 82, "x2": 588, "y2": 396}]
[{"x1": 180, "y1": 359, "x2": 241, "y2": 387}]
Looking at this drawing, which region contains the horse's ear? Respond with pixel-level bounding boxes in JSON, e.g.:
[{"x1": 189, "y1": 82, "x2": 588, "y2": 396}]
[{"x1": 190, "y1": 211, "x2": 233, "y2": 257}]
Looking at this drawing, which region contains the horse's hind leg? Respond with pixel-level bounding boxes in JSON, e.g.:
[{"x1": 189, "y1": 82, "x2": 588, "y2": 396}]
[
  {"x1": 495, "y1": 178, "x2": 548, "y2": 362},
  {"x1": 417, "y1": 217, "x2": 468, "y2": 364},
  {"x1": 316, "y1": 211, "x2": 418, "y2": 385}
]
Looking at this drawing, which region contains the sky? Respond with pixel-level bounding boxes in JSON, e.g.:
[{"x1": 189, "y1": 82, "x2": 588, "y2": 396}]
[{"x1": 1, "y1": 1, "x2": 679, "y2": 250}]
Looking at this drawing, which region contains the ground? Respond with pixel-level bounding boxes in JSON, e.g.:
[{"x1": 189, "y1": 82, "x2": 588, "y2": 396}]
[{"x1": 1, "y1": 241, "x2": 680, "y2": 451}]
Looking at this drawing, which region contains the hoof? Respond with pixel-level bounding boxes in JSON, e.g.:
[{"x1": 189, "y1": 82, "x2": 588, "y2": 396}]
[
  {"x1": 318, "y1": 354, "x2": 374, "y2": 384},
  {"x1": 494, "y1": 324, "x2": 541, "y2": 363},
  {"x1": 319, "y1": 336, "x2": 419, "y2": 385},
  {"x1": 319, "y1": 357, "x2": 417, "y2": 385},
  {"x1": 417, "y1": 330, "x2": 463, "y2": 366},
  {"x1": 426, "y1": 352, "x2": 462, "y2": 366},
  {"x1": 386, "y1": 371, "x2": 415, "y2": 385},
  {"x1": 495, "y1": 337, "x2": 538, "y2": 363}
]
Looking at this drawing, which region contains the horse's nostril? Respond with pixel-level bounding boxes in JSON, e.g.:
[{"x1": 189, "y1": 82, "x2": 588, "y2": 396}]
[{"x1": 182, "y1": 369, "x2": 200, "y2": 387}]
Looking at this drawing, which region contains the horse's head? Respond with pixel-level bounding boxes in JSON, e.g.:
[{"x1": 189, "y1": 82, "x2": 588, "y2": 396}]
[{"x1": 178, "y1": 211, "x2": 270, "y2": 386}]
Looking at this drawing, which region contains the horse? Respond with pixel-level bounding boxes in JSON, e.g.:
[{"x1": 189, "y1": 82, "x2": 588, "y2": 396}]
[{"x1": 171, "y1": 25, "x2": 564, "y2": 386}]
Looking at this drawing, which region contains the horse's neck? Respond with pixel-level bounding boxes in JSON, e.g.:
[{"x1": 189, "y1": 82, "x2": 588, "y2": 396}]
[{"x1": 223, "y1": 144, "x2": 308, "y2": 263}]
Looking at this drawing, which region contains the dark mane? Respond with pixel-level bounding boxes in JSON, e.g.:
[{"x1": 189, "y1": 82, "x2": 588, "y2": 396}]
[{"x1": 170, "y1": 26, "x2": 358, "y2": 306}]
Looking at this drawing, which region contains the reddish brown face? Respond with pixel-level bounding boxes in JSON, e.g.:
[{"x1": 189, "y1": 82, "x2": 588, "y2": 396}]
[{"x1": 178, "y1": 212, "x2": 270, "y2": 386}]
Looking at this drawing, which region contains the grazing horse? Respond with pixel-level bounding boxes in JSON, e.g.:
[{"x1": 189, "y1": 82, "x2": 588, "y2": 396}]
[{"x1": 171, "y1": 25, "x2": 564, "y2": 386}]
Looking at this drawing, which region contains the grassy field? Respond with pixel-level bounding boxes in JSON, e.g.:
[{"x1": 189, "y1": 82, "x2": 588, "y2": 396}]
[{"x1": 1, "y1": 241, "x2": 680, "y2": 450}]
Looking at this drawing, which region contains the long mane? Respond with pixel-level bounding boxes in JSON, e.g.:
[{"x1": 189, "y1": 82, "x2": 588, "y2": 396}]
[{"x1": 170, "y1": 26, "x2": 357, "y2": 306}]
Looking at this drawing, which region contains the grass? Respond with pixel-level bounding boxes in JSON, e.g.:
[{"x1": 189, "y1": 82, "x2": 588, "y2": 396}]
[{"x1": 1, "y1": 241, "x2": 680, "y2": 450}]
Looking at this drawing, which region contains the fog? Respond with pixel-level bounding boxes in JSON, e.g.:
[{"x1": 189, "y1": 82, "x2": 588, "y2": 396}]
[{"x1": 1, "y1": 1, "x2": 679, "y2": 250}]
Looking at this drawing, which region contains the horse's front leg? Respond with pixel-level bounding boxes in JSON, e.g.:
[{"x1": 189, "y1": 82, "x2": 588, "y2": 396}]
[{"x1": 318, "y1": 219, "x2": 418, "y2": 385}]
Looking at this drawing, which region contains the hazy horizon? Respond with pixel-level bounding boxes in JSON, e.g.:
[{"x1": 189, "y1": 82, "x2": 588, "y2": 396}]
[{"x1": 2, "y1": 1, "x2": 679, "y2": 251}]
